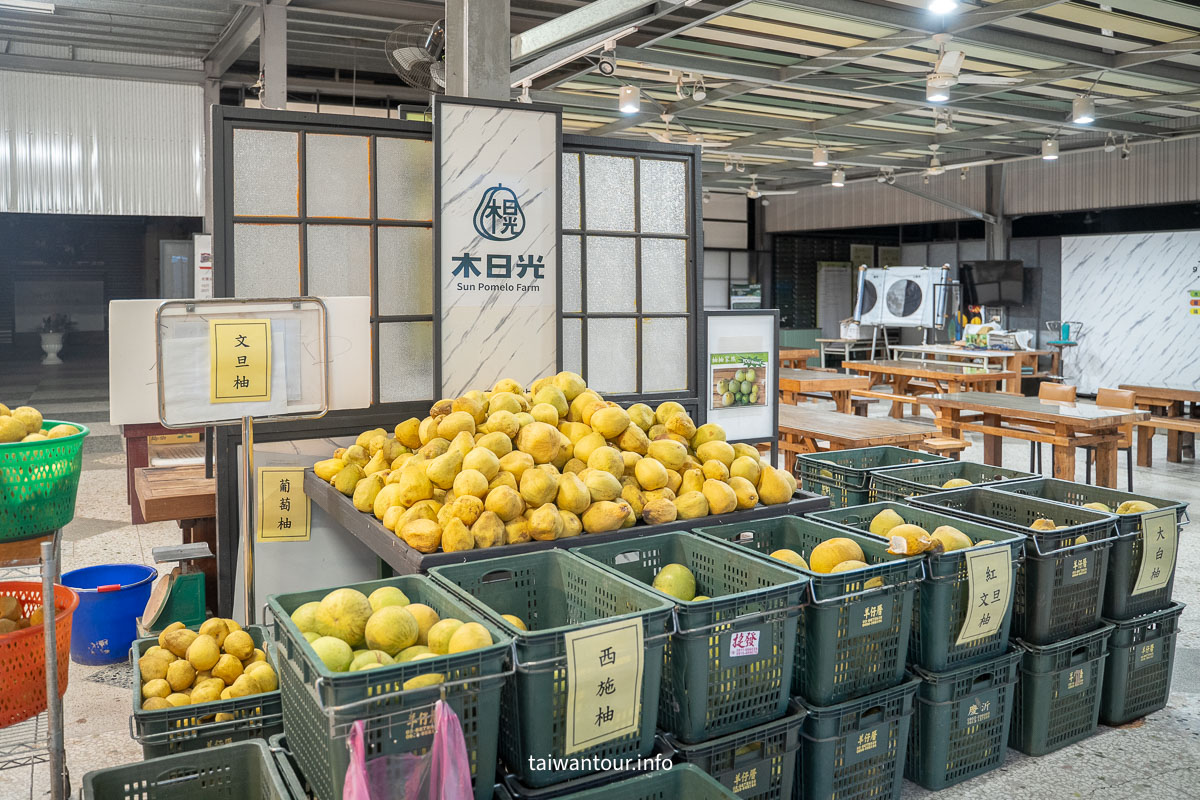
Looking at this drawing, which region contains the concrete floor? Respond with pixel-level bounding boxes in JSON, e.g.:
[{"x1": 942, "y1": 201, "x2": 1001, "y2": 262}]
[{"x1": 1, "y1": 355, "x2": 1197, "y2": 798}]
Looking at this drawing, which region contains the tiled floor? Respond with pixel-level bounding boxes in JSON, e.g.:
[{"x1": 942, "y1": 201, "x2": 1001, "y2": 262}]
[{"x1": 1, "y1": 356, "x2": 1197, "y2": 798}]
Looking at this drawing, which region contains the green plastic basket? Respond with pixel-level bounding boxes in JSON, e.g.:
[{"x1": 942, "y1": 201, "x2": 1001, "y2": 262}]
[
  {"x1": 131, "y1": 624, "x2": 282, "y2": 759},
  {"x1": 665, "y1": 701, "x2": 806, "y2": 800},
  {"x1": 810, "y1": 501, "x2": 1023, "y2": 671},
  {"x1": 992, "y1": 478, "x2": 1188, "y2": 620},
  {"x1": 694, "y1": 516, "x2": 922, "y2": 706},
  {"x1": 1101, "y1": 602, "x2": 1184, "y2": 726},
  {"x1": 429, "y1": 550, "x2": 674, "y2": 788},
  {"x1": 868, "y1": 461, "x2": 1038, "y2": 502},
  {"x1": 570, "y1": 531, "x2": 807, "y2": 743},
  {"x1": 797, "y1": 446, "x2": 949, "y2": 508},
  {"x1": 265, "y1": 576, "x2": 512, "y2": 800},
  {"x1": 0, "y1": 420, "x2": 89, "y2": 541},
  {"x1": 83, "y1": 740, "x2": 290, "y2": 800},
  {"x1": 906, "y1": 647, "x2": 1022, "y2": 790},
  {"x1": 800, "y1": 677, "x2": 919, "y2": 800},
  {"x1": 531, "y1": 764, "x2": 739, "y2": 800},
  {"x1": 1010, "y1": 624, "x2": 1113, "y2": 756},
  {"x1": 267, "y1": 735, "x2": 309, "y2": 800},
  {"x1": 912, "y1": 487, "x2": 1118, "y2": 645}
]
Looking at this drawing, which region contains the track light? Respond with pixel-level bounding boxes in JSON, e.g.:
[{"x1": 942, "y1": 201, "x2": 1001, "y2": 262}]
[
  {"x1": 597, "y1": 49, "x2": 616, "y2": 76},
  {"x1": 831, "y1": 168, "x2": 845, "y2": 187},
  {"x1": 1121, "y1": 139, "x2": 1131, "y2": 160},
  {"x1": 926, "y1": 155, "x2": 944, "y2": 176},
  {"x1": 928, "y1": 0, "x2": 957, "y2": 12},
  {"x1": 1104, "y1": 134, "x2": 1116, "y2": 153},
  {"x1": 876, "y1": 171, "x2": 888, "y2": 184},
  {"x1": 618, "y1": 85, "x2": 641, "y2": 114},
  {"x1": 675, "y1": 72, "x2": 687, "y2": 100},
  {"x1": 723, "y1": 158, "x2": 733, "y2": 173},
  {"x1": 1041, "y1": 139, "x2": 1059, "y2": 160},
  {"x1": 1071, "y1": 95, "x2": 1095, "y2": 125},
  {"x1": 517, "y1": 81, "x2": 531, "y2": 104},
  {"x1": 735, "y1": 159, "x2": 745, "y2": 173},
  {"x1": 703, "y1": 191, "x2": 711, "y2": 204},
  {"x1": 811, "y1": 146, "x2": 829, "y2": 166},
  {"x1": 761, "y1": 198, "x2": 770, "y2": 206},
  {"x1": 926, "y1": 75, "x2": 949, "y2": 103},
  {"x1": 923, "y1": 175, "x2": 930, "y2": 185},
  {"x1": 693, "y1": 76, "x2": 707, "y2": 101}
]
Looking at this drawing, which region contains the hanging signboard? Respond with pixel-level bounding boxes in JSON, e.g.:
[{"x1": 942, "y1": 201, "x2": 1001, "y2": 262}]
[
  {"x1": 706, "y1": 311, "x2": 779, "y2": 444},
  {"x1": 435, "y1": 96, "x2": 561, "y2": 397}
]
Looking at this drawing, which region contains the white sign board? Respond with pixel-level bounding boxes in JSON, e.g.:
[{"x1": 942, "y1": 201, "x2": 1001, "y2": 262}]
[
  {"x1": 436, "y1": 97, "x2": 560, "y2": 397},
  {"x1": 706, "y1": 312, "x2": 778, "y2": 442},
  {"x1": 194, "y1": 233, "x2": 214, "y2": 300},
  {"x1": 854, "y1": 266, "x2": 947, "y2": 329}
]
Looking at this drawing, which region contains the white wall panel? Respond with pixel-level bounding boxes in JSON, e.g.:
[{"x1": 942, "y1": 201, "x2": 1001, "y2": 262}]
[{"x1": 0, "y1": 72, "x2": 203, "y2": 216}]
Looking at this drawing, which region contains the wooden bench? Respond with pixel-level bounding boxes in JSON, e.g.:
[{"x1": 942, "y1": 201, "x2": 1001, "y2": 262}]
[
  {"x1": 920, "y1": 437, "x2": 970, "y2": 460},
  {"x1": 1136, "y1": 416, "x2": 1199, "y2": 464}
]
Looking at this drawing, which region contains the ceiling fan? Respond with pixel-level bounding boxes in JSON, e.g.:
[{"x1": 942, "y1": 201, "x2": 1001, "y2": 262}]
[
  {"x1": 645, "y1": 114, "x2": 729, "y2": 149},
  {"x1": 926, "y1": 33, "x2": 1023, "y2": 89},
  {"x1": 745, "y1": 174, "x2": 798, "y2": 200}
]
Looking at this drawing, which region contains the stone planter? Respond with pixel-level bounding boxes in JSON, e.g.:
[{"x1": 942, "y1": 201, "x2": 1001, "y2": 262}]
[{"x1": 40, "y1": 331, "x2": 64, "y2": 365}]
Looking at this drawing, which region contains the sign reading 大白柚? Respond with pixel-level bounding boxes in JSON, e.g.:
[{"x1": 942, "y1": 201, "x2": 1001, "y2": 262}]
[{"x1": 436, "y1": 97, "x2": 561, "y2": 397}]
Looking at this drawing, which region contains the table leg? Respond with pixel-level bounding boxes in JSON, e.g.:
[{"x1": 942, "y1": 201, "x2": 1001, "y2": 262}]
[
  {"x1": 1093, "y1": 431, "x2": 1119, "y2": 488},
  {"x1": 834, "y1": 390, "x2": 850, "y2": 414},
  {"x1": 938, "y1": 408, "x2": 962, "y2": 439},
  {"x1": 890, "y1": 377, "x2": 909, "y2": 419},
  {"x1": 1052, "y1": 423, "x2": 1076, "y2": 480},
  {"x1": 982, "y1": 413, "x2": 1003, "y2": 465},
  {"x1": 1004, "y1": 357, "x2": 1023, "y2": 394},
  {"x1": 1167, "y1": 400, "x2": 1183, "y2": 463},
  {"x1": 1137, "y1": 419, "x2": 1154, "y2": 467}
]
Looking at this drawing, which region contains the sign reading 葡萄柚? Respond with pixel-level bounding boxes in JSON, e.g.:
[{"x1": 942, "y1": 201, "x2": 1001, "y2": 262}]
[{"x1": 436, "y1": 98, "x2": 561, "y2": 397}]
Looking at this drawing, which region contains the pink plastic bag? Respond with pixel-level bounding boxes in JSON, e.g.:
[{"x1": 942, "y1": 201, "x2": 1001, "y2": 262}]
[{"x1": 343, "y1": 700, "x2": 474, "y2": 800}]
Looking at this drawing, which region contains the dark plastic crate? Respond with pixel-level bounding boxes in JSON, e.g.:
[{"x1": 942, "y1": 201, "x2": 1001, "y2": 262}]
[
  {"x1": 665, "y1": 701, "x2": 806, "y2": 800},
  {"x1": 131, "y1": 624, "x2": 282, "y2": 759},
  {"x1": 800, "y1": 677, "x2": 920, "y2": 800},
  {"x1": 912, "y1": 487, "x2": 1118, "y2": 644},
  {"x1": 499, "y1": 739, "x2": 673, "y2": 800},
  {"x1": 530, "y1": 764, "x2": 739, "y2": 800},
  {"x1": 869, "y1": 460, "x2": 1038, "y2": 502},
  {"x1": 992, "y1": 478, "x2": 1188, "y2": 620},
  {"x1": 1010, "y1": 624, "x2": 1113, "y2": 756},
  {"x1": 429, "y1": 550, "x2": 674, "y2": 788},
  {"x1": 1101, "y1": 602, "x2": 1184, "y2": 725},
  {"x1": 267, "y1": 735, "x2": 309, "y2": 800},
  {"x1": 266, "y1": 576, "x2": 512, "y2": 800},
  {"x1": 570, "y1": 531, "x2": 806, "y2": 743},
  {"x1": 906, "y1": 648, "x2": 1022, "y2": 790},
  {"x1": 810, "y1": 501, "x2": 1024, "y2": 671},
  {"x1": 694, "y1": 515, "x2": 922, "y2": 706},
  {"x1": 83, "y1": 740, "x2": 290, "y2": 800},
  {"x1": 797, "y1": 446, "x2": 949, "y2": 508}
]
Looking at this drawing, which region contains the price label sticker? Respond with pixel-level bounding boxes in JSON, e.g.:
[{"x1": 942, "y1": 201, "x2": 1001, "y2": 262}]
[
  {"x1": 1132, "y1": 509, "x2": 1178, "y2": 596},
  {"x1": 956, "y1": 547, "x2": 1012, "y2": 646},
  {"x1": 563, "y1": 618, "x2": 643, "y2": 755},
  {"x1": 727, "y1": 629, "x2": 761, "y2": 658}
]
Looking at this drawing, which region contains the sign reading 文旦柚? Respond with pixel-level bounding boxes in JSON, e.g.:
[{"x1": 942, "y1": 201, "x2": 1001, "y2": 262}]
[{"x1": 209, "y1": 319, "x2": 271, "y2": 404}]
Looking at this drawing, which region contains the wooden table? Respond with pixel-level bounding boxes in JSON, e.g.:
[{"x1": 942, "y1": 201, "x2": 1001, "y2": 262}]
[
  {"x1": 921, "y1": 392, "x2": 1148, "y2": 487},
  {"x1": 844, "y1": 360, "x2": 1017, "y2": 418},
  {"x1": 778, "y1": 368, "x2": 870, "y2": 413},
  {"x1": 887, "y1": 344, "x2": 1052, "y2": 394},
  {"x1": 778, "y1": 404, "x2": 936, "y2": 472},
  {"x1": 121, "y1": 422, "x2": 205, "y2": 524},
  {"x1": 134, "y1": 465, "x2": 219, "y2": 614},
  {"x1": 1119, "y1": 384, "x2": 1200, "y2": 465},
  {"x1": 780, "y1": 348, "x2": 820, "y2": 369}
]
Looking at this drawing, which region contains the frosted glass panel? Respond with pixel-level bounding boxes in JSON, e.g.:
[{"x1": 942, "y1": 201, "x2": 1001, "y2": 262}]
[
  {"x1": 641, "y1": 238, "x2": 687, "y2": 313},
  {"x1": 378, "y1": 137, "x2": 433, "y2": 220},
  {"x1": 378, "y1": 226, "x2": 433, "y2": 316},
  {"x1": 584, "y1": 155, "x2": 634, "y2": 231},
  {"x1": 233, "y1": 129, "x2": 298, "y2": 217},
  {"x1": 704, "y1": 250, "x2": 730, "y2": 279},
  {"x1": 587, "y1": 318, "x2": 636, "y2": 393},
  {"x1": 233, "y1": 224, "x2": 299, "y2": 297},
  {"x1": 642, "y1": 318, "x2": 688, "y2": 392},
  {"x1": 640, "y1": 159, "x2": 687, "y2": 234},
  {"x1": 585, "y1": 236, "x2": 635, "y2": 312},
  {"x1": 730, "y1": 251, "x2": 750, "y2": 281},
  {"x1": 563, "y1": 235, "x2": 582, "y2": 313},
  {"x1": 306, "y1": 134, "x2": 370, "y2": 218},
  {"x1": 379, "y1": 322, "x2": 434, "y2": 402},
  {"x1": 704, "y1": 279, "x2": 728, "y2": 309},
  {"x1": 307, "y1": 225, "x2": 370, "y2": 298},
  {"x1": 562, "y1": 317, "x2": 582, "y2": 375},
  {"x1": 563, "y1": 153, "x2": 581, "y2": 230}
]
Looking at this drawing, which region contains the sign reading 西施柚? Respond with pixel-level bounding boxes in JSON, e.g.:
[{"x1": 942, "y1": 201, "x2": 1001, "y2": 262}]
[{"x1": 436, "y1": 98, "x2": 561, "y2": 397}]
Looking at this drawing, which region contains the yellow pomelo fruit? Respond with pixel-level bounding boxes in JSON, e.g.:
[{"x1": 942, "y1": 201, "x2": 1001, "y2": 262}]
[
  {"x1": 1116, "y1": 500, "x2": 1157, "y2": 514},
  {"x1": 502, "y1": 614, "x2": 528, "y2": 631},
  {"x1": 652, "y1": 563, "x2": 696, "y2": 601},
  {"x1": 887, "y1": 524, "x2": 939, "y2": 556},
  {"x1": 930, "y1": 525, "x2": 974, "y2": 552},
  {"x1": 1029, "y1": 518, "x2": 1058, "y2": 531},
  {"x1": 1082, "y1": 502, "x2": 1111, "y2": 513},
  {"x1": 368, "y1": 586, "x2": 410, "y2": 612},
  {"x1": 186, "y1": 635, "x2": 221, "y2": 671},
  {"x1": 315, "y1": 588, "x2": 374, "y2": 647},
  {"x1": 810, "y1": 538, "x2": 866, "y2": 574},
  {"x1": 770, "y1": 549, "x2": 809, "y2": 570},
  {"x1": 403, "y1": 673, "x2": 445, "y2": 691},
  {"x1": 290, "y1": 601, "x2": 321, "y2": 634},
  {"x1": 830, "y1": 560, "x2": 869, "y2": 573},
  {"x1": 427, "y1": 619, "x2": 464, "y2": 655},
  {"x1": 941, "y1": 478, "x2": 972, "y2": 489},
  {"x1": 223, "y1": 630, "x2": 255, "y2": 660},
  {"x1": 310, "y1": 636, "x2": 354, "y2": 672},
  {"x1": 447, "y1": 622, "x2": 493, "y2": 654},
  {"x1": 869, "y1": 508, "x2": 905, "y2": 537},
  {"x1": 364, "y1": 606, "x2": 420, "y2": 656}
]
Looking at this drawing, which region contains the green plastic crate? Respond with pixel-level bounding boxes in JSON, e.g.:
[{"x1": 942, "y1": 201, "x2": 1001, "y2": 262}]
[
  {"x1": 810, "y1": 501, "x2": 1024, "y2": 671},
  {"x1": 868, "y1": 460, "x2": 1038, "y2": 502},
  {"x1": 1101, "y1": 602, "x2": 1184, "y2": 725},
  {"x1": 0, "y1": 420, "x2": 89, "y2": 541},
  {"x1": 797, "y1": 446, "x2": 949, "y2": 508},
  {"x1": 131, "y1": 624, "x2": 282, "y2": 759},
  {"x1": 800, "y1": 677, "x2": 919, "y2": 800},
  {"x1": 533, "y1": 764, "x2": 739, "y2": 800},
  {"x1": 1010, "y1": 624, "x2": 1113, "y2": 756},
  {"x1": 429, "y1": 550, "x2": 674, "y2": 788},
  {"x1": 266, "y1": 575, "x2": 512, "y2": 800},
  {"x1": 694, "y1": 515, "x2": 922, "y2": 706},
  {"x1": 992, "y1": 478, "x2": 1188, "y2": 620},
  {"x1": 665, "y1": 701, "x2": 806, "y2": 800},
  {"x1": 570, "y1": 531, "x2": 807, "y2": 743},
  {"x1": 911, "y1": 487, "x2": 1118, "y2": 644},
  {"x1": 267, "y1": 735, "x2": 309, "y2": 800},
  {"x1": 906, "y1": 647, "x2": 1022, "y2": 790},
  {"x1": 83, "y1": 740, "x2": 290, "y2": 800}
]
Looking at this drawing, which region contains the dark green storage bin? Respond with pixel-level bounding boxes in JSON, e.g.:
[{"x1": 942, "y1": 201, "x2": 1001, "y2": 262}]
[
  {"x1": 992, "y1": 478, "x2": 1188, "y2": 620},
  {"x1": 869, "y1": 460, "x2": 1038, "y2": 502},
  {"x1": 797, "y1": 446, "x2": 949, "y2": 508},
  {"x1": 429, "y1": 550, "x2": 674, "y2": 788},
  {"x1": 266, "y1": 576, "x2": 512, "y2": 800},
  {"x1": 1101, "y1": 602, "x2": 1184, "y2": 725},
  {"x1": 800, "y1": 677, "x2": 919, "y2": 800},
  {"x1": 911, "y1": 486, "x2": 1118, "y2": 644},
  {"x1": 267, "y1": 735, "x2": 309, "y2": 800},
  {"x1": 1010, "y1": 624, "x2": 1113, "y2": 756},
  {"x1": 570, "y1": 531, "x2": 806, "y2": 743},
  {"x1": 695, "y1": 515, "x2": 922, "y2": 706},
  {"x1": 83, "y1": 740, "x2": 290, "y2": 800},
  {"x1": 810, "y1": 501, "x2": 1023, "y2": 671},
  {"x1": 665, "y1": 701, "x2": 805, "y2": 800},
  {"x1": 906, "y1": 647, "x2": 1022, "y2": 790},
  {"x1": 536, "y1": 764, "x2": 738, "y2": 800},
  {"x1": 131, "y1": 624, "x2": 282, "y2": 759}
]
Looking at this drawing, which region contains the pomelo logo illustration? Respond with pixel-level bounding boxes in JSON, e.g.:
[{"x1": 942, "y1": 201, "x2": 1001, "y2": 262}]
[{"x1": 473, "y1": 183, "x2": 526, "y2": 242}]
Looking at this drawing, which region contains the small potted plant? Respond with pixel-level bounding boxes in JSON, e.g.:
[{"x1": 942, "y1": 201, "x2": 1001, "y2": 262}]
[{"x1": 38, "y1": 314, "x2": 74, "y2": 365}]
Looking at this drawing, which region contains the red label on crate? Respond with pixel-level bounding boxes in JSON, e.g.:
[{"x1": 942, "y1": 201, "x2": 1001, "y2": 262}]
[{"x1": 729, "y1": 630, "x2": 760, "y2": 657}]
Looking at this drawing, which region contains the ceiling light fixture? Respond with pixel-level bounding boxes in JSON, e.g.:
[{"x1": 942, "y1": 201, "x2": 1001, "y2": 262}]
[
  {"x1": 1104, "y1": 134, "x2": 1117, "y2": 153},
  {"x1": 597, "y1": 49, "x2": 617, "y2": 76},
  {"x1": 735, "y1": 158, "x2": 746, "y2": 173},
  {"x1": 928, "y1": 0, "x2": 957, "y2": 12},
  {"x1": 703, "y1": 191, "x2": 711, "y2": 204},
  {"x1": 1121, "y1": 136, "x2": 1132, "y2": 160},
  {"x1": 1041, "y1": 139, "x2": 1059, "y2": 160},
  {"x1": 692, "y1": 75, "x2": 707, "y2": 101},
  {"x1": 926, "y1": 155, "x2": 945, "y2": 176},
  {"x1": 723, "y1": 157, "x2": 733, "y2": 173},
  {"x1": 926, "y1": 75, "x2": 949, "y2": 103},
  {"x1": 618, "y1": 85, "x2": 641, "y2": 114},
  {"x1": 1071, "y1": 95, "x2": 1095, "y2": 124},
  {"x1": 674, "y1": 71, "x2": 687, "y2": 100},
  {"x1": 517, "y1": 81, "x2": 531, "y2": 104},
  {"x1": 811, "y1": 145, "x2": 829, "y2": 166},
  {"x1": 831, "y1": 168, "x2": 845, "y2": 187},
  {"x1": 960, "y1": 167, "x2": 969, "y2": 181},
  {"x1": 0, "y1": 1, "x2": 55, "y2": 12}
]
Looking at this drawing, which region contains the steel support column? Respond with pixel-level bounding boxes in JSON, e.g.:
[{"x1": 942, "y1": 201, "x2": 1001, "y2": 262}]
[
  {"x1": 203, "y1": 76, "x2": 221, "y2": 234},
  {"x1": 260, "y1": 1, "x2": 288, "y2": 109},
  {"x1": 447, "y1": 0, "x2": 510, "y2": 100},
  {"x1": 985, "y1": 164, "x2": 1009, "y2": 261}
]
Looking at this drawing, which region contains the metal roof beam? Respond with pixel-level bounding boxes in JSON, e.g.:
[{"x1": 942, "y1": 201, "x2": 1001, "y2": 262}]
[
  {"x1": 205, "y1": 5, "x2": 262, "y2": 77},
  {"x1": 0, "y1": 52, "x2": 203, "y2": 83},
  {"x1": 886, "y1": 181, "x2": 996, "y2": 223},
  {"x1": 511, "y1": 0, "x2": 653, "y2": 64}
]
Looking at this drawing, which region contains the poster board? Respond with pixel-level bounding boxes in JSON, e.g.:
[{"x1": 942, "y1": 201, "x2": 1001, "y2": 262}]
[
  {"x1": 854, "y1": 266, "x2": 948, "y2": 329},
  {"x1": 706, "y1": 310, "x2": 778, "y2": 445}
]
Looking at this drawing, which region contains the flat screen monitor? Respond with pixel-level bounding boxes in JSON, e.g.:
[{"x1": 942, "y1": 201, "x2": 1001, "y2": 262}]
[{"x1": 961, "y1": 260, "x2": 1025, "y2": 306}]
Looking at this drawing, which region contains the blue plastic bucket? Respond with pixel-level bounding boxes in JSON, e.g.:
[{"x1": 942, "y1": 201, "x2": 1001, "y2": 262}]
[{"x1": 60, "y1": 564, "x2": 157, "y2": 665}]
